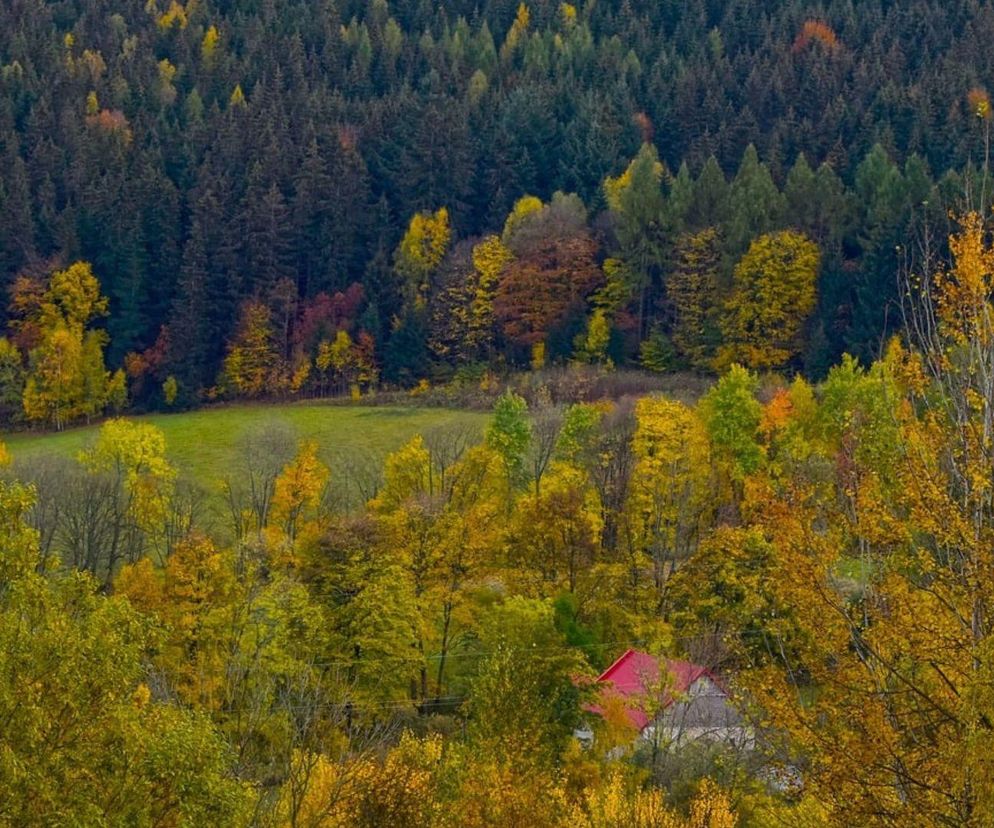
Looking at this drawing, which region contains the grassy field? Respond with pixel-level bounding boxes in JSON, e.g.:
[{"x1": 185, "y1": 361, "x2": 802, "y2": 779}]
[{"x1": 2, "y1": 403, "x2": 487, "y2": 482}]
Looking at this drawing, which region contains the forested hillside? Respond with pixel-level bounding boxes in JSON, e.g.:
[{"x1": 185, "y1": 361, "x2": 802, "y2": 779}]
[
  {"x1": 9, "y1": 2, "x2": 994, "y2": 823},
  {"x1": 5, "y1": 213, "x2": 994, "y2": 825},
  {"x1": 3, "y1": 0, "x2": 994, "y2": 421}
]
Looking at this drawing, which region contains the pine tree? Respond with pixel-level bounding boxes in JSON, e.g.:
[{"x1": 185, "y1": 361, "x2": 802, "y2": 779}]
[
  {"x1": 687, "y1": 155, "x2": 729, "y2": 231},
  {"x1": 243, "y1": 171, "x2": 295, "y2": 296},
  {"x1": 0, "y1": 145, "x2": 34, "y2": 298},
  {"x1": 604, "y1": 143, "x2": 668, "y2": 341},
  {"x1": 725, "y1": 144, "x2": 785, "y2": 258}
]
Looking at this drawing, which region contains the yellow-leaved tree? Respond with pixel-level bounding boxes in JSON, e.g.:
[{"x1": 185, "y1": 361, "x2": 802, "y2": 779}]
[
  {"x1": 222, "y1": 300, "x2": 282, "y2": 397},
  {"x1": 367, "y1": 436, "x2": 504, "y2": 704},
  {"x1": 115, "y1": 533, "x2": 239, "y2": 708},
  {"x1": 22, "y1": 261, "x2": 117, "y2": 429},
  {"x1": 694, "y1": 215, "x2": 994, "y2": 825},
  {"x1": 716, "y1": 231, "x2": 820, "y2": 371},
  {"x1": 0, "y1": 479, "x2": 251, "y2": 825},
  {"x1": 501, "y1": 195, "x2": 543, "y2": 245},
  {"x1": 576, "y1": 774, "x2": 736, "y2": 828},
  {"x1": 278, "y1": 731, "x2": 444, "y2": 828},
  {"x1": 78, "y1": 418, "x2": 176, "y2": 578},
  {"x1": 626, "y1": 396, "x2": 715, "y2": 606},
  {"x1": 395, "y1": 208, "x2": 451, "y2": 307},
  {"x1": 507, "y1": 460, "x2": 602, "y2": 595},
  {"x1": 270, "y1": 439, "x2": 330, "y2": 542},
  {"x1": 468, "y1": 234, "x2": 513, "y2": 358},
  {"x1": 499, "y1": 3, "x2": 531, "y2": 64}
]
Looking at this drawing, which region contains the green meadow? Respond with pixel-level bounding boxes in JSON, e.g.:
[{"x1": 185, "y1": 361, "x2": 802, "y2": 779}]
[{"x1": 2, "y1": 403, "x2": 487, "y2": 481}]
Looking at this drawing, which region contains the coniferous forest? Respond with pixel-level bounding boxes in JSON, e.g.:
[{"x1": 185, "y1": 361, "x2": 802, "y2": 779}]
[
  {"x1": 8, "y1": 1, "x2": 994, "y2": 826},
  {"x1": 3, "y1": 0, "x2": 994, "y2": 419}
]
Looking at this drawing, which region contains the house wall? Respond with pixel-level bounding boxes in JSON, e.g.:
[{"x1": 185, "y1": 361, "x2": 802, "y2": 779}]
[{"x1": 641, "y1": 677, "x2": 755, "y2": 750}]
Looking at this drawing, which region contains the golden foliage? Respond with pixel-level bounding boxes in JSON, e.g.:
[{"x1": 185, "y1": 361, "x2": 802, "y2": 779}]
[
  {"x1": 968, "y1": 87, "x2": 992, "y2": 120},
  {"x1": 21, "y1": 262, "x2": 116, "y2": 429},
  {"x1": 279, "y1": 732, "x2": 444, "y2": 828},
  {"x1": 500, "y1": 3, "x2": 531, "y2": 63},
  {"x1": 223, "y1": 300, "x2": 280, "y2": 397},
  {"x1": 628, "y1": 397, "x2": 714, "y2": 594},
  {"x1": 396, "y1": 208, "x2": 451, "y2": 306},
  {"x1": 202, "y1": 25, "x2": 220, "y2": 61},
  {"x1": 717, "y1": 231, "x2": 820, "y2": 371},
  {"x1": 502, "y1": 195, "x2": 544, "y2": 244},
  {"x1": 933, "y1": 212, "x2": 994, "y2": 349},
  {"x1": 577, "y1": 774, "x2": 736, "y2": 828},
  {"x1": 271, "y1": 440, "x2": 330, "y2": 540}
]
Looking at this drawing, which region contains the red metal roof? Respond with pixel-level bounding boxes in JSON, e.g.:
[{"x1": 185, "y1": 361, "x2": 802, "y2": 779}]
[{"x1": 588, "y1": 649, "x2": 722, "y2": 731}]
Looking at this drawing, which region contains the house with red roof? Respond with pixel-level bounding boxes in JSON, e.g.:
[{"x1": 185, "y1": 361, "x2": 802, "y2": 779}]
[{"x1": 577, "y1": 649, "x2": 752, "y2": 750}]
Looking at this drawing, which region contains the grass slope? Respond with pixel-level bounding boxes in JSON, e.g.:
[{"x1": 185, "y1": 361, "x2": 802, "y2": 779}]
[{"x1": 2, "y1": 403, "x2": 487, "y2": 481}]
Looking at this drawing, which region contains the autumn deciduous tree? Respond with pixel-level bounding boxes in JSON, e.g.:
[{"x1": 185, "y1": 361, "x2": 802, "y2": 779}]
[
  {"x1": 0, "y1": 481, "x2": 249, "y2": 825},
  {"x1": 577, "y1": 775, "x2": 737, "y2": 828},
  {"x1": 115, "y1": 533, "x2": 240, "y2": 708},
  {"x1": 395, "y1": 208, "x2": 451, "y2": 307},
  {"x1": 577, "y1": 309, "x2": 611, "y2": 364},
  {"x1": 470, "y1": 235, "x2": 513, "y2": 356},
  {"x1": 20, "y1": 262, "x2": 117, "y2": 429},
  {"x1": 495, "y1": 233, "x2": 602, "y2": 353},
  {"x1": 667, "y1": 525, "x2": 795, "y2": 671},
  {"x1": 494, "y1": 193, "x2": 603, "y2": 360},
  {"x1": 670, "y1": 216, "x2": 994, "y2": 827},
  {"x1": 486, "y1": 390, "x2": 532, "y2": 491},
  {"x1": 501, "y1": 196, "x2": 544, "y2": 246},
  {"x1": 270, "y1": 440, "x2": 330, "y2": 541},
  {"x1": 698, "y1": 365, "x2": 764, "y2": 483},
  {"x1": 222, "y1": 300, "x2": 282, "y2": 397},
  {"x1": 366, "y1": 434, "x2": 505, "y2": 705},
  {"x1": 79, "y1": 418, "x2": 176, "y2": 577},
  {"x1": 508, "y1": 461, "x2": 602, "y2": 595},
  {"x1": 279, "y1": 732, "x2": 444, "y2": 828},
  {"x1": 465, "y1": 597, "x2": 587, "y2": 772},
  {"x1": 316, "y1": 330, "x2": 355, "y2": 395},
  {"x1": 219, "y1": 421, "x2": 297, "y2": 539},
  {"x1": 22, "y1": 326, "x2": 84, "y2": 427},
  {"x1": 116, "y1": 529, "x2": 330, "y2": 784},
  {"x1": 717, "y1": 231, "x2": 820, "y2": 371},
  {"x1": 626, "y1": 397, "x2": 714, "y2": 604},
  {"x1": 793, "y1": 20, "x2": 840, "y2": 53},
  {"x1": 429, "y1": 236, "x2": 513, "y2": 365}
]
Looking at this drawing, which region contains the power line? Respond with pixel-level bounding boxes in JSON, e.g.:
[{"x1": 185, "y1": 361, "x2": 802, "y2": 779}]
[
  {"x1": 308, "y1": 638, "x2": 644, "y2": 670},
  {"x1": 305, "y1": 630, "x2": 778, "y2": 671}
]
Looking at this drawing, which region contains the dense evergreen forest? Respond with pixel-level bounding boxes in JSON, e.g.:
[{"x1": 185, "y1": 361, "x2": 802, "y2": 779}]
[{"x1": 3, "y1": 0, "x2": 994, "y2": 423}]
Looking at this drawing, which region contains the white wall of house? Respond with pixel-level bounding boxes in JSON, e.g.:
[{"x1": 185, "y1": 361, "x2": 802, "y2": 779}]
[{"x1": 640, "y1": 678, "x2": 754, "y2": 750}]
